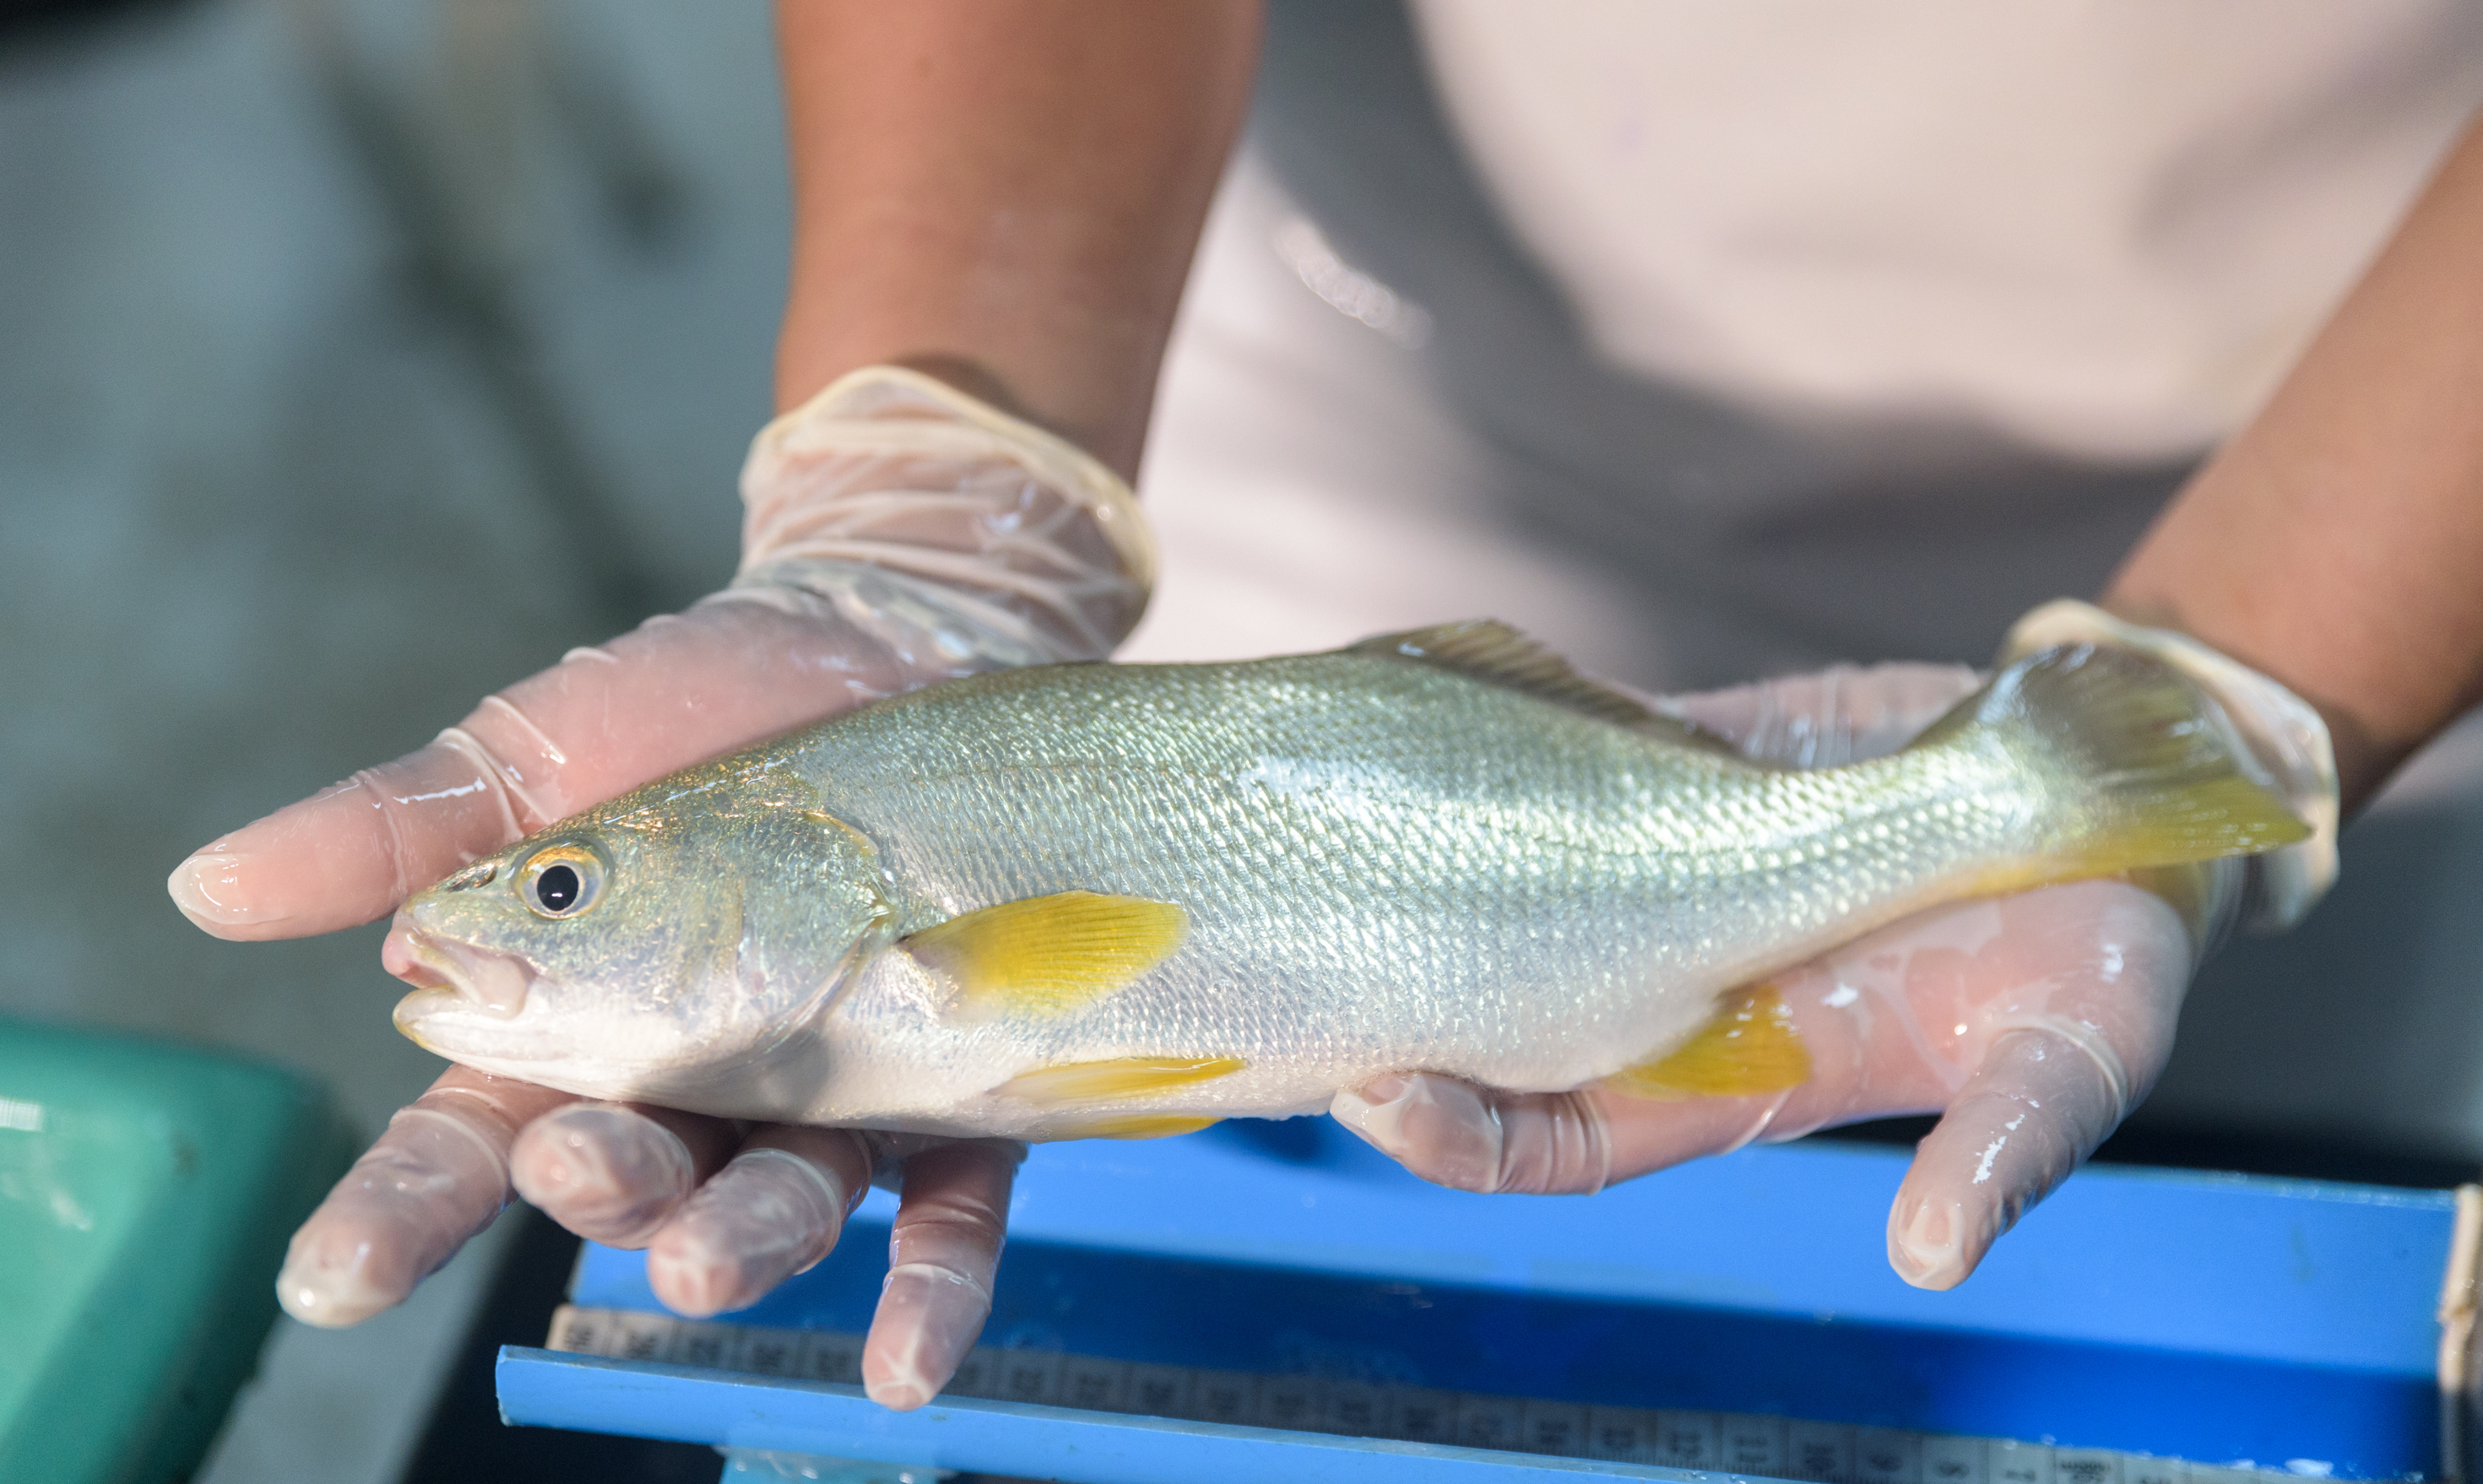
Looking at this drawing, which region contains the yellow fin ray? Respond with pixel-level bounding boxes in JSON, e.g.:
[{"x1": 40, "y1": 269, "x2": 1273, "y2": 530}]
[
  {"x1": 1911, "y1": 647, "x2": 2310, "y2": 873},
  {"x1": 994, "y1": 1055, "x2": 1245, "y2": 1108},
  {"x1": 2051, "y1": 775, "x2": 2311, "y2": 874},
  {"x1": 1605, "y1": 986, "x2": 1810, "y2": 1100},
  {"x1": 1055, "y1": 1114, "x2": 1223, "y2": 1141},
  {"x1": 903, "y1": 891, "x2": 1188, "y2": 1016}
]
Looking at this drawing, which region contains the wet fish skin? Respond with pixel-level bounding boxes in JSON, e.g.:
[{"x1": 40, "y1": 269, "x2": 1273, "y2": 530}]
[{"x1": 388, "y1": 625, "x2": 2304, "y2": 1140}]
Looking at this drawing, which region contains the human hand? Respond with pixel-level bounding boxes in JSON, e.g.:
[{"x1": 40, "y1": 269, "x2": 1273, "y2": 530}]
[
  {"x1": 176, "y1": 366, "x2": 1148, "y2": 1407},
  {"x1": 1330, "y1": 659, "x2": 2236, "y2": 1291},
  {"x1": 170, "y1": 365, "x2": 1148, "y2": 942},
  {"x1": 279, "y1": 1066, "x2": 1022, "y2": 1409}
]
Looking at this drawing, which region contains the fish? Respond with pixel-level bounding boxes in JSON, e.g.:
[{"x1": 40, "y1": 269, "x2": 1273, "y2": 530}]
[{"x1": 384, "y1": 620, "x2": 2308, "y2": 1141}]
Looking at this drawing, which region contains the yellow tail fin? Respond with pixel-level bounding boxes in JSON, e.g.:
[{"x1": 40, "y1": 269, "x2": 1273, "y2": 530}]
[{"x1": 1913, "y1": 645, "x2": 2309, "y2": 875}]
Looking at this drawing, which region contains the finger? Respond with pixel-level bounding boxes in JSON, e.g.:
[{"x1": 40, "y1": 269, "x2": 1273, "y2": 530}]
[
  {"x1": 1885, "y1": 1026, "x2": 2130, "y2": 1291},
  {"x1": 1334, "y1": 1068, "x2": 1829, "y2": 1195},
  {"x1": 864, "y1": 1140, "x2": 1022, "y2": 1411},
  {"x1": 642, "y1": 1126, "x2": 873, "y2": 1319},
  {"x1": 168, "y1": 601, "x2": 908, "y2": 940},
  {"x1": 278, "y1": 1066, "x2": 576, "y2": 1326},
  {"x1": 1331, "y1": 1074, "x2": 1613, "y2": 1194},
  {"x1": 509, "y1": 1102, "x2": 745, "y2": 1248}
]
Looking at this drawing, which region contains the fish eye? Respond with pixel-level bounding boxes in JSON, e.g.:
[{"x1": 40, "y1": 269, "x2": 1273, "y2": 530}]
[{"x1": 517, "y1": 842, "x2": 605, "y2": 919}]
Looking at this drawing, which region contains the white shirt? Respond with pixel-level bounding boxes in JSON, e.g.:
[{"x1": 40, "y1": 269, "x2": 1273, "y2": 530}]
[{"x1": 1410, "y1": 1, "x2": 2483, "y2": 463}]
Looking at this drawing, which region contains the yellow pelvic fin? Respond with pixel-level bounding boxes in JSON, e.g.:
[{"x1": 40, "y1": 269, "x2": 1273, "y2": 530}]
[
  {"x1": 1054, "y1": 1114, "x2": 1223, "y2": 1141},
  {"x1": 1604, "y1": 986, "x2": 1810, "y2": 1100},
  {"x1": 994, "y1": 1054, "x2": 1246, "y2": 1108},
  {"x1": 903, "y1": 891, "x2": 1189, "y2": 1016}
]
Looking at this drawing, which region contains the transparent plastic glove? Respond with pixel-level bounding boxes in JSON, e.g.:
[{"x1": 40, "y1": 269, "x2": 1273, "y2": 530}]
[
  {"x1": 2003, "y1": 599, "x2": 2339, "y2": 932},
  {"x1": 277, "y1": 1065, "x2": 576, "y2": 1325},
  {"x1": 283, "y1": 1064, "x2": 1023, "y2": 1410},
  {"x1": 203, "y1": 365, "x2": 1140, "y2": 1408},
  {"x1": 170, "y1": 365, "x2": 1150, "y2": 940},
  {"x1": 1332, "y1": 661, "x2": 2225, "y2": 1291}
]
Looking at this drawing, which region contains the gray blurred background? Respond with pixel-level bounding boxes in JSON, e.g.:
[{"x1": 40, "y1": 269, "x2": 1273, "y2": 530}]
[
  {"x1": 3, "y1": 1, "x2": 2478, "y2": 1480},
  {"x1": 3, "y1": 0, "x2": 777, "y2": 1476}
]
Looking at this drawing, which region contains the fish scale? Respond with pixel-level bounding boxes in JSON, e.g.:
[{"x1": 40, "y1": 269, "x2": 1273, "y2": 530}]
[
  {"x1": 809, "y1": 664, "x2": 1708, "y2": 1091},
  {"x1": 388, "y1": 626, "x2": 2308, "y2": 1138}
]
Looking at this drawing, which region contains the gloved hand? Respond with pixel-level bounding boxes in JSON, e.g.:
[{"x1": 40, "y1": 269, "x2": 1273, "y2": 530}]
[
  {"x1": 1331, "y1": 621, "x2": 2338, "y2": 1291},
  {"x1": 171, "y1": 366, "x2": 1152, "y2": 1409}
]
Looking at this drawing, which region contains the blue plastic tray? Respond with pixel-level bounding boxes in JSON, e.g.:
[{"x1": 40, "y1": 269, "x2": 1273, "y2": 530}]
[{"x1": 499, "y1": 1121, "x2": 2454, "y2": 1481}]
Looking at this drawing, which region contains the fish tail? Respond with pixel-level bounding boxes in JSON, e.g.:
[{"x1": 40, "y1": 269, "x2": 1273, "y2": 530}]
[{"x1": 1911, "y1": 644, "x2": 2309, "y2": 880}]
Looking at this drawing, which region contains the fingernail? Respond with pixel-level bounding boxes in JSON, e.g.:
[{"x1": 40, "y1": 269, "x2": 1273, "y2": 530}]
[
  {"x1": 168, "y1": 852, "x2": 286, "y2": 929},
  {"x1": 865, "y1": 1265, "x2": 987, "y2": 1411},
  {"x1": 646, "y1": 1238, "x2": 734, "y2": 1318},
  {"x1": 867, "y1": 1377, "x2": 932, "y2": 1411},
  {"x1": 275, "y1": 1241, "x2": 392, "y2": 1328},
  {"x1": 1332, "y1": 1075, "x2": 1411, "y2": 1151},
  {"x1": 1889, "y1": 1198, "x2": 1966, "y2": 1290}
]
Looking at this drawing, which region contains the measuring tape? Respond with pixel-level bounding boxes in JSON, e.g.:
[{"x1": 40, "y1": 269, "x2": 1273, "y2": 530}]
[{"x1": 548, "y1": 1304, "x2": 2301, "y2": 1484}]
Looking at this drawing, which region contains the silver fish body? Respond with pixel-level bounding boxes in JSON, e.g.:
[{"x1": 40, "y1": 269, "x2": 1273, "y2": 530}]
[{"x1": 389, "y1": 625, "x2": 2304, "y2": 1140}]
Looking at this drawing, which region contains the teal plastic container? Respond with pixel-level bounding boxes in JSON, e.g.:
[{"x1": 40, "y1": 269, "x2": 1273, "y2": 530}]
[{"x1": 0, "y1": 1017, "x2": 358, "y2": 1483}]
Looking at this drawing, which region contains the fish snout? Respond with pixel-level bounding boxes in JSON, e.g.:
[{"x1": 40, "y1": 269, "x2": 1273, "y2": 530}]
[{"x1": 383, "y1": 918, "x2": 539, "y2": 1020}]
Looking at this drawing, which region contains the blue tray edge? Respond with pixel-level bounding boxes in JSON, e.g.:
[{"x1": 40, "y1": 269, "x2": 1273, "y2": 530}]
[{"x1": 496, "y1": 1346, "x2": 1753, "y2": 1484}]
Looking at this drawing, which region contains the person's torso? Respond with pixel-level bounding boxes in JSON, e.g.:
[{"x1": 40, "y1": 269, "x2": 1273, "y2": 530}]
[{"x1": 1410, "y1": 0, "x2": 2483, "y2": 464}]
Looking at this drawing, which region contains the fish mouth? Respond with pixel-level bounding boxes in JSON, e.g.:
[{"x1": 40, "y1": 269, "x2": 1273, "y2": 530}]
[{"x1": 383, "y1": 918, "x2": 539, "y2": 1021}]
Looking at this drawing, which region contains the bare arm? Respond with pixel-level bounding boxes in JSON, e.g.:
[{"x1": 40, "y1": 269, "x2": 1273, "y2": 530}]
[
  {"x1": 2106, "y1": 111, "x2": 2483, "y2": 812},
  {"x1": 773, "y1": 0, "x2": 1262, "y2": 479}
]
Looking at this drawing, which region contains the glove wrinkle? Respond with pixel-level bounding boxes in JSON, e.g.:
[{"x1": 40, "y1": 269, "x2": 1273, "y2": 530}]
[
  {"x1": 1992, "y1": 1012, "x2": 2135, "y2": 1121},
  {"x1": 1729, "y1": 1086, "x2": 1802, "y2": 1151},
  {"x1": 428, "y1": 724, "x2": 554, "y2": 840}
]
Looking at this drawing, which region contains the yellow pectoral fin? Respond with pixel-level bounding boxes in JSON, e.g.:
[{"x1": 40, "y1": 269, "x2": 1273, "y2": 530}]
[
  {"x1": 994, "y1": 1055, "x2": 1246, "y2": 1108},
  {"x1": 1605, "y1": 985, "x2": 1810, "y2": 1100},
  {"x1": 903, "y1": 890, "x2": 1189, "y2": 1016}
]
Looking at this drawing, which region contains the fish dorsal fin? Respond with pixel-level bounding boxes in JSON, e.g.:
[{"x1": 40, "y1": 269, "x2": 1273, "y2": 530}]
[
  {"x1": 1348, "y1": 620, "x2": 1654, "y2": 725},
  {"x1": 1347, "y1": 619, "x2": 1732, "y2": 750},
  {"x1": 903, "y1": 890, "x2": 1188, "y2": 1017}
]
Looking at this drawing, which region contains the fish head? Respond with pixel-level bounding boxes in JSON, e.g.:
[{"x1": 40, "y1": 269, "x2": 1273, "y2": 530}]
[{"x1": 385, "y1": 756, "x2": 893, "y2": 1099}]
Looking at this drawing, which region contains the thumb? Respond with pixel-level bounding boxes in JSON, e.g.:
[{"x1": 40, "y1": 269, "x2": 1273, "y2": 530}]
[
  {"x1": 167, "y1": 599, "x2": 910, "y2": 941},
  {"x1": 1884, "y1": 1026, "x2": 2131, "y2": 1290}
]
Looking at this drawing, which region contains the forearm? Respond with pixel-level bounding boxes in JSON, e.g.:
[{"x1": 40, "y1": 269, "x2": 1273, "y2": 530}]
[
  {"x1": 2106, "y1": 110, "x2": 2483, "y2": 812},
  {"x1": 773, "y1": 0, "x2": 1261, "y2": 479}
]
